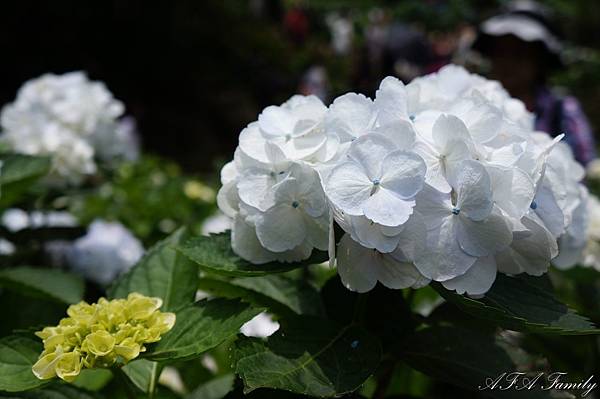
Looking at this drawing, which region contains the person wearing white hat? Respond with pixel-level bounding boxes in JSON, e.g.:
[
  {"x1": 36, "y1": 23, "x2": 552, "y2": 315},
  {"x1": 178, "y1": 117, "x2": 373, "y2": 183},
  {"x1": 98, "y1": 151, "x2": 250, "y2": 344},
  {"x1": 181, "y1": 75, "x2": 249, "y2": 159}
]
[{"x1": 473, "y1": 0, "x2": 596, "y2": 165}]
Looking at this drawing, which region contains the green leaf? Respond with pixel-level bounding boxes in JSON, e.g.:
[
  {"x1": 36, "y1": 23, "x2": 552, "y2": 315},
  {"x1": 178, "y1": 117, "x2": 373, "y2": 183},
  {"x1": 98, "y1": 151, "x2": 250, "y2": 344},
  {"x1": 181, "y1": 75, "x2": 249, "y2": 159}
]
[
  {"x1": 234, "y1": 316, "x2": 381, "y2": 397},
  {"x1": 177, "y1": 232, "x2": 328, "y2": 277},
  {"x1": 71, "y1": 369, "x2": 113, "y2": 392},
  {"x1": 0, "y1": 384, "x2": 99, "y2": 398},
  {"x1": 121, "y1": 359, "x2": 161, "y2": 394},
  {"x1": 108, "y1": 228, "x2": 198, "y2": 312},
  {"x1": 145, "y1": 298, "x2": 263, "y2": 362},
  {"x1": 0, "y1": 153, "x2": 51, "y2": 208},
  {"x1": 0, "y1": 267, "x2": 84, "y2": 304},
  {"x1": 0, "y1": 335, "x2": 46, "y2": 392},
  {"x1": 434, "y1": 274, "x2": 599, "y2": 335},
  {"x1": 198, "y1": 275, "x2": 325, "y2": 316},
  {"x1": 399, "y1": 326, "x2": 552, "y2": 399},
  {"x1": 187, "y1": 373, "x2": 235, "y2": 399}
]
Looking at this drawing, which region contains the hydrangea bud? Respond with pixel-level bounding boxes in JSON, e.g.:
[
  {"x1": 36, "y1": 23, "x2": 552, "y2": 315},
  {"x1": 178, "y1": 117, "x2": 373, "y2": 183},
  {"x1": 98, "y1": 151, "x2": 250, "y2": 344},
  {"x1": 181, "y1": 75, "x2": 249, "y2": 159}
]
[{"x1": 32, "y1": 293, "x2": 175, "y2": 382}]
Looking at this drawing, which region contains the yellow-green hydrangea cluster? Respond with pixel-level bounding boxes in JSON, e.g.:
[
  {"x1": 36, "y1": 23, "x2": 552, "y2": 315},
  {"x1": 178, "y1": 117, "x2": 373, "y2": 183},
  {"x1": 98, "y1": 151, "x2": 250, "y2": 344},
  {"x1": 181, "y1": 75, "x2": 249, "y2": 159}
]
[{"x1": 32, "y1": 293, "x2": 175, "y2": 382}]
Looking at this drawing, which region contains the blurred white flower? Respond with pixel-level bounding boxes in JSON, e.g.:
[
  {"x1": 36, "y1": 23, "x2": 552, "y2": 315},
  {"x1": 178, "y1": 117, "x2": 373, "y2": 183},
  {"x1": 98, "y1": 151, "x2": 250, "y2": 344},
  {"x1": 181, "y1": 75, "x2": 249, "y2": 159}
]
[
  {"x1": 240, "y1": 312, "x2": 280, "y2": 338},
  {"x1": 67, "y1": 220, "x2": 144, "y2": 285},
  {"x1": 2, "y1": 209, "x2": 77, "y2": 232},
  {"x1": 0, "y1": 238, "x2": 15, "y2": 255},
  {"x1": 0, "y1": 72, "x2": 139, "y2": 184},
  {"x1": 201, "y1": 212, "x2": 231, "y2": 236}
]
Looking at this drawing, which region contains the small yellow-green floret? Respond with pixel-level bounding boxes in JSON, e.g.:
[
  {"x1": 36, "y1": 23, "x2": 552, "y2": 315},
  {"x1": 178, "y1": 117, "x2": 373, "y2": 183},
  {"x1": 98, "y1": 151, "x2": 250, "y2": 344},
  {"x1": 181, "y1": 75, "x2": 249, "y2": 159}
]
[{"x1": 32, "y1": 293, "x2": 175, "y2": 382}]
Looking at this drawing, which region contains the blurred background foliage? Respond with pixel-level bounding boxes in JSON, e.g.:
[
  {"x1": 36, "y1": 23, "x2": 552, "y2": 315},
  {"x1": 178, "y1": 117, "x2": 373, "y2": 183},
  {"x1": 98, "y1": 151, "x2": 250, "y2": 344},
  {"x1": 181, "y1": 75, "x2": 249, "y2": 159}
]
[{"x1": 1, "y1": 0, "x2": 598, "y2": 176}]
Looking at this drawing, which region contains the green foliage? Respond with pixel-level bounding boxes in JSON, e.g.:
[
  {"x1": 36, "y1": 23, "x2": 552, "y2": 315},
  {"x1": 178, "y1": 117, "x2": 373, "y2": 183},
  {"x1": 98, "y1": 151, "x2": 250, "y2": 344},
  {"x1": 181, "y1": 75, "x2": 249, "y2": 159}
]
[
  {"x1": 0, "y1": 267, "x2": 84, "y2": 304},
  {"x1": 178, "y1": 232, "x2": 328, "y2": 277},
  {"x1": 0, "y1": 335, "x2": 47, "y2": 392},
  {"x1": 235, "y1": 316, "x2": 381, "y2": 397},
  {"x1": 400, "y1": 326, "x2": 552, "y2": 399},
  {"x1": 121, "y1": 359, "x2": 161, "y2": 394},
  {"x1": 108, "y1": 228, "x2": 198, "y2": 312},
  {"x1": 435, "y1": 274, "x2": 599, "y2": 334},
  {"x1": 0, "y1": 153, "x2": 51, "y2": 208},
  {"x1": 68, "y1": 156, "x2": 215, "y2": 245},
  {"x1": 197, "y1": 274, "x2": 325, "y2": 316},
  {"x1": 145, "y1": 298, "x2": 263, "y2": 362},
  {"x1": 0, "y1": 384, "x2": 100, "y2": 398}
]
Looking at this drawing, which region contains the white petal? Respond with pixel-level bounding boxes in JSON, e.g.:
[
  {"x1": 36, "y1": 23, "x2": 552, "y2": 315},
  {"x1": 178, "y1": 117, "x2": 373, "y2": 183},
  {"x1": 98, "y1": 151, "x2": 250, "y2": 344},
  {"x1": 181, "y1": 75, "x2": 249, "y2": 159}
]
[
  {"x1": 217, "y1": 181, "x2": 239, "y2": 218},
  {"x1": 488, "y1": 165, "x2": 534, "y2": 220},
  {"x1": 455, "y1": 160, "x2": 493, "y2": 221},
  {"x1": 456, "y1": 210, "x2": 513, "y2": 257},
  {"x1": 375, "y1": 255, "x2": 424, "y2": 289},
  {"x1": 337, "y1": 234, "x2": 378, "y2": 293},
  {"x1": 390, "y1": 211, "x2": 427, "y2": 262},
  {"x1": 279, "y1": 130, "x2": 327, "y2": 160},
  {"x1": 496, "y1": 215, "x2": 556, "y2": 276},
  {"x1": 325, "y1": 161, "x2": 372, "y2": 215},
  {"x1": 239, "y1": 122, "x2": 269, "y2": 163},
  {"x1": 375, "y1": 120, "x2": 416, "y2": 150},
  {"x1": 432, "y1": 114, "x2": 472, "y2": 150},
  {"x1": 414, "y1": 184, "x2": 452, "y2": 230},
  {"x1": 380, "y1": 150, "x2": 426, "y2": 199},
  {"x1": 363, "y1": 188, "x2": 415, "y2": 227},
  {"x1": 413, "y1": 216, "x2": 477, "y2": 281},
  {"x1": 231, "y1": 215, "x2": 276, "y2": 264},
  {"x1": 258, "y1": 105, "x2": 295, "y2": 137},
  {"x1": 442, "y1": 256, "x2": 497, "y2": 295},
  {"x1": 303, "y1": 213, "x2": 329, "y2": 251},
  {"x1": 349, "y1": 215, "x2": 401, "y2": 253},
  {"x1": 347, "y1": 133, "x2": 396, "y2": 180},
  {"x1": 220, "y1": 160, "x2": 238, "y2": 185},
  {"x1": 238, "y1": 169, "x2": 279, "y2": 210},
  {"x1": 255, "y1": 205, "x2": 306, "y2": 252},
  {"x1": 533, "y1": 185, "x2": 565, "y2": 237},
  {"x1": 326, "y1": 93, "x2": 376, "y2": 141},
  {"x1": 413, "y1": 140, "x2": 452, "y2": 193},
  {"x1": 456, "y1": 101, "x2": 502, "y2": 144},
  {"x1": 374, "y1": 76, "x2": 409, "y2": 125}
]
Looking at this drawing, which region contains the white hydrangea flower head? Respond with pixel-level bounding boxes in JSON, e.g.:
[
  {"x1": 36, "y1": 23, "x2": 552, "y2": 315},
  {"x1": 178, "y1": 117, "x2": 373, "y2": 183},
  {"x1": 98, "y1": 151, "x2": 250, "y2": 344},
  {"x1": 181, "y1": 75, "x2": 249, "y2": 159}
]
[
  {"x1": 67, "y1": 219, "x2": 144, "y2": 285},
  {"x1": 218, "y1": 64, "x2": 592, "y2": 296},
  {"x1": 0, "y1": 71, "x2": 138, "y2": 184}
]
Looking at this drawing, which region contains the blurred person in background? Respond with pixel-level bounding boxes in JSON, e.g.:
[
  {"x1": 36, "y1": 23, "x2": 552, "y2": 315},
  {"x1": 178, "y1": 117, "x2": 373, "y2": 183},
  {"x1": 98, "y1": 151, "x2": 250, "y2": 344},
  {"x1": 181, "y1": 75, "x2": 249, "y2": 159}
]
[{"x1": 473, "y1": 0, "x2": 596, "y2": 165}]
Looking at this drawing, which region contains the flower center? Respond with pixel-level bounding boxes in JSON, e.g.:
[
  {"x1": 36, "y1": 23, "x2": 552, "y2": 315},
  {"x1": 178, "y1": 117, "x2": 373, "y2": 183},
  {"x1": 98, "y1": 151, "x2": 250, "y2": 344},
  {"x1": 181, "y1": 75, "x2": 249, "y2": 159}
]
[
  {"x1": 452, "y1": 207, "x2": 460, "y2": 215},
  {"x1": 285, "y1": 134, "x2": 292, "y2": 142},
  {"x1": 292, "y1": 201, "x2": 299, "y2": 209},
  {"x1": 370, "y1": 179, "x2": 380, "y2": 196},
  {"x1": 409, "y1": 114, "x2": 416, "y2": 121}
]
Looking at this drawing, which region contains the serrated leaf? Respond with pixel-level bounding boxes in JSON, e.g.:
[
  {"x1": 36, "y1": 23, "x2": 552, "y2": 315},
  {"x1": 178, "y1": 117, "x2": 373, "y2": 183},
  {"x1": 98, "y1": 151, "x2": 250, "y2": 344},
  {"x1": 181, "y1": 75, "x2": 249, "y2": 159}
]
[
  {"x1": 198, "y1": 274, "x2": 325, "y2": 317},
  {"x1": 0, "y1": 384, "x2": 99, "y2": 398},
  {"x1": 0, "y1": 335, "x2": 46, "y2": 392},
  {"x1": 434, "y1": 274, "x2": 599, "y2": 335},
  {"x1": 145, "y1": 298, "x2": 263, "y2": 362},
  {"x1": 177, "y1": 232, "x2": 328, "y2": 277},
  {"x1": 0, "y1": 153, "x2": 51, "y2": 208},
  {"x1": 0, "y1": 267, "x2": 84, "y2": 304},
  {"x1": 400, "y1": 326, "x2": 553, "y2": 399},
  {"x1": 108, "y1": 228, "x2": 198, "y2": 312},
  {"x1": 121, "y1": 359, "x2": 161, "y2": 394},
  {"x1": 234, "y1": 316, "x2": 381, "y2": 398}
]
